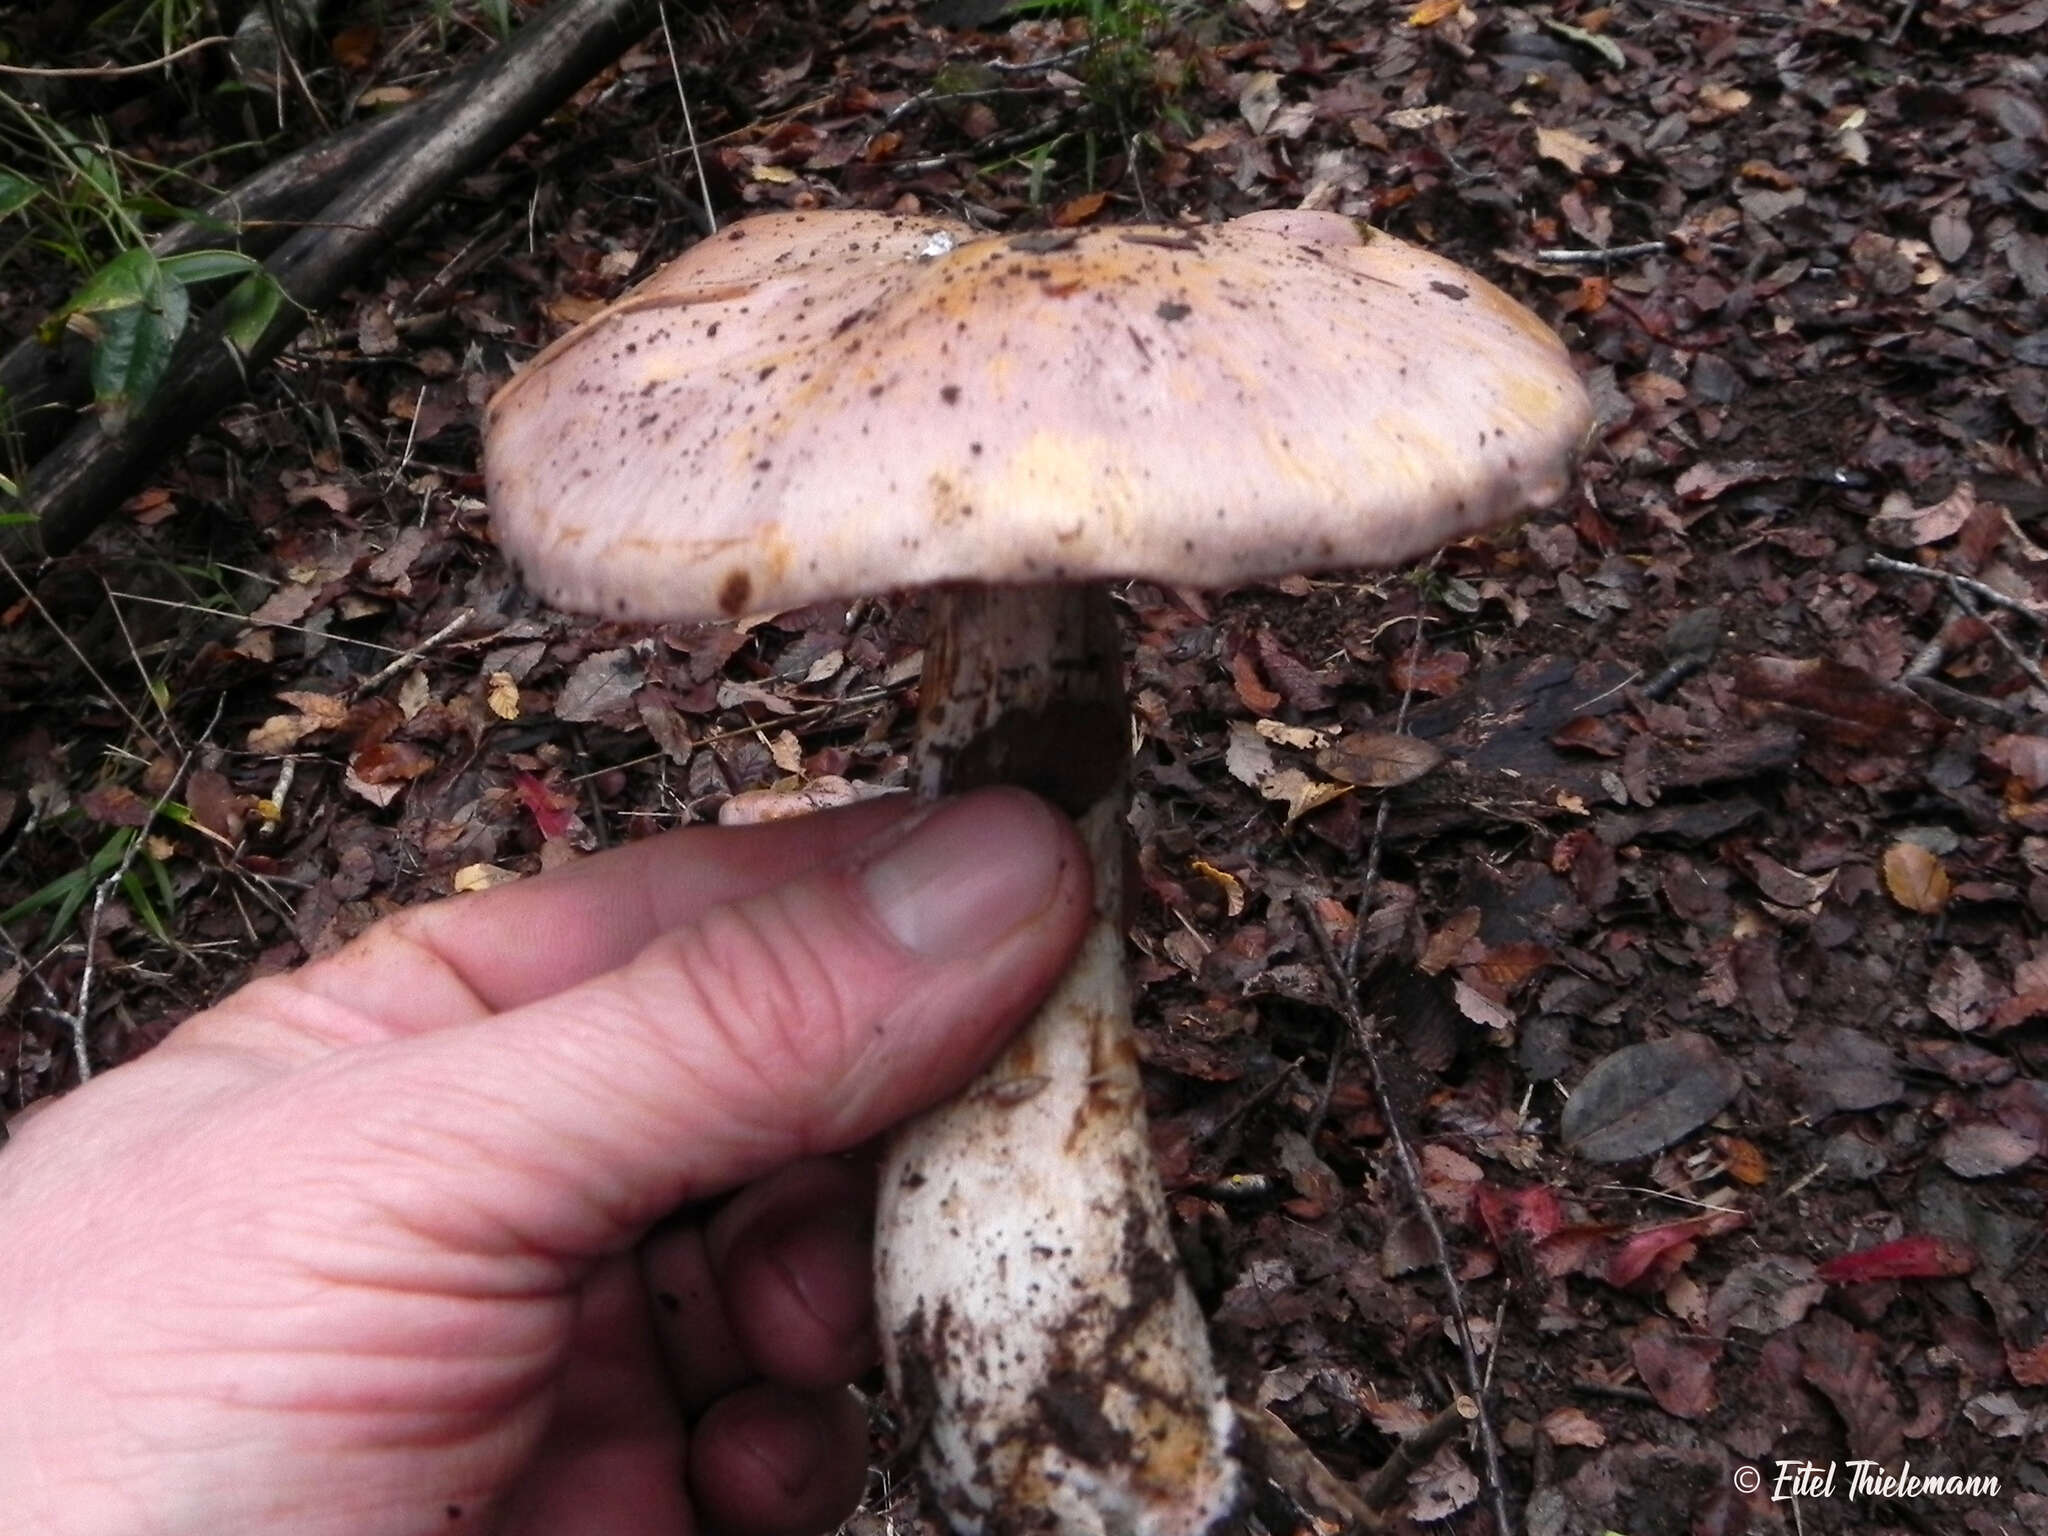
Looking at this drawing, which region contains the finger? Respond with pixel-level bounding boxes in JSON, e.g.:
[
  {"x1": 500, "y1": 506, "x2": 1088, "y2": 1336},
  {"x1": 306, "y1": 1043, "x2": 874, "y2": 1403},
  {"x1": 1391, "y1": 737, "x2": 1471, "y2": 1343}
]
[
  {"x1": 497, "y1": 1256, "x2": 690, "y2": 1536},
  {"x1": 264, "y1": 788, "x2": 1090, "y2": 1259},
  {"x1": 706, "y1": 1158, "x2": 875, "y2": 1390},
  {"x1": 641, "y1": 1222, "x2": 753, "y2": 1415},
  {"x1": 687, "y1": 1384, "x2": 869, "y2": 1536},
  {"x1": 242, "y1": 794, "x2": 919, "y2": 1040}
]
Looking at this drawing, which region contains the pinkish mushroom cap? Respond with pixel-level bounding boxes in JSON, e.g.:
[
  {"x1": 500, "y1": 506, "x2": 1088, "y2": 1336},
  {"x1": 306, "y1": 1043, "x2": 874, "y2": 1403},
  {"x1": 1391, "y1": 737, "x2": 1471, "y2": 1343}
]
[{"x1": 484, "y1": 208, "x2": 1591, "y2": 621}]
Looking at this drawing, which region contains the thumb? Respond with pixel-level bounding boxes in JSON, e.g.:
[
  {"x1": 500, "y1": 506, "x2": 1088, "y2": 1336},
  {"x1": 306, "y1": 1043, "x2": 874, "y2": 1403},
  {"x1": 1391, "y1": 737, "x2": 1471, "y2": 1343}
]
[{"x1": 292, "y1": 788, "x2": 1091, "y2": 1259}]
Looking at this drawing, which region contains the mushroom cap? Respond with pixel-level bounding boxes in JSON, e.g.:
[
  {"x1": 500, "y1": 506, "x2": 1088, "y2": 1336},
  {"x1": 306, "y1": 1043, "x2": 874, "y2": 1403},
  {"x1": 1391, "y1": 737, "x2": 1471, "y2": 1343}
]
[{"x1": 485, "y1": 208, "x2": 1591, "y2": 621}]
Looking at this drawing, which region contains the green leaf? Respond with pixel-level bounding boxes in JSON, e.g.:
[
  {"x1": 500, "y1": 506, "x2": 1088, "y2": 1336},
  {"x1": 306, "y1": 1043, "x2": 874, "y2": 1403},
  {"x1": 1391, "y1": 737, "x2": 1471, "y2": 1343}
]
[
  {"x1": 219, "y1": 270, "x2": 284, "y2": 354},
  {"x1": 90, "y1": 278, "x2": 189, "y2": 415},
  {"x1": 0, "y1": 171, "x2": 37, "y2": 220},
  {"x1": 63, "y1": 247, "x2": 158, "y2": 316},
  {"x1": 159, "y1": 248, "x2": 262, "y2": 285}
]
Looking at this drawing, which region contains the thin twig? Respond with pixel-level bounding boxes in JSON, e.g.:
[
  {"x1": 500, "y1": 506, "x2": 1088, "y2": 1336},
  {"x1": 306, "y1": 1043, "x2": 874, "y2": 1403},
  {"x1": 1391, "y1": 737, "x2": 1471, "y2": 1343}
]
[
  {"x1": 1305, "y1": 578, "x2": 1433, "y2": 1139},
  {"x1": 66, "y1": 698, "x2": 224, "y2": 1083},
  {"x1": 1865, "y1": 552, "x2": 2048, "y2": 627},
  {"x1": 985, "y1": 44, "x2": 1091, "y2": 73},
  {"x1": 1867, "y1": 554, "x2": 2048, "y2": 699},
  {"x1": 350, "y1": 607, "x2": 476, "y2": 696},
  {"x1": 0, "y1": 35, "x2": 231, "y2": 77},
  {"x1": 1531, "y1": 240, "x2": 1671, "y2": 265},
  {"x1": 0, "y1": 555, "x2": 163, "y2": 752},
  {"x1": 657, "y1": 0, "x2": 717, "y2": 233},
  {"x1": 1295, "y1": 898, "x2": 1515, "y2": 1536}
]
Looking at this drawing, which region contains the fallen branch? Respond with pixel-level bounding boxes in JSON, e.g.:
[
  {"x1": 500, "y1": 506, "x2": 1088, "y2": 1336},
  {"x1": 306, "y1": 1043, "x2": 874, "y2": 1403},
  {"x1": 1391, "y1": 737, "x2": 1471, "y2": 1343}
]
[
  {"x1": 0, "y1": 92, "x2": 450, "y2": 466},
  {"x1": 6, "y1": 0, "x2": 665, "y2": 561}
]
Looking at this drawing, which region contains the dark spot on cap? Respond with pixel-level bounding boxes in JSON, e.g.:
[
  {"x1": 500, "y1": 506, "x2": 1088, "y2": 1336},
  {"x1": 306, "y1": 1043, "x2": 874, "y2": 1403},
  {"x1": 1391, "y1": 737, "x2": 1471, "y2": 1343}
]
[
  {"x1": 941, "y1": 384, "x2": 961, "y2": 405},
  {"x1": 719, "y1": 569, "x2": 753, "y2": 615},
  {"x1": 1156, "y1": 301, "x2": 1191, "y2": 322},
  {"x1": 1430, "y1": 281, "x2": 1469, "y2": 300}
]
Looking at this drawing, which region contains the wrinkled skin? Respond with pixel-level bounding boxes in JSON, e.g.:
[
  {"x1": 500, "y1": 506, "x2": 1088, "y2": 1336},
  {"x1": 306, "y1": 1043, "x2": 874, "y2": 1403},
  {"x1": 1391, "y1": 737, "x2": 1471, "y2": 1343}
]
[{"x1": 0, "y1": 790, "x2": 1089, "y2": 1536}]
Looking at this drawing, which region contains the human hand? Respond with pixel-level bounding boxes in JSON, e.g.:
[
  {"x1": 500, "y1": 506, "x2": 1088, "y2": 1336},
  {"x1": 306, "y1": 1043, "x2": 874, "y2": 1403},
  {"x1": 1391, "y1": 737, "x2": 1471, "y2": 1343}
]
[{"x1": 0, "y1": 789, "x2": 1089, "y2": 1536}]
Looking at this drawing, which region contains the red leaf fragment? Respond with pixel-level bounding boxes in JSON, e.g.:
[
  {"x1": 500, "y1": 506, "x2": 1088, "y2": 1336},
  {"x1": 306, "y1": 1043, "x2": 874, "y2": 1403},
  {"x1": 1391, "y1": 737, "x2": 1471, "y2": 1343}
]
[
  {"x1": 514, "y1": 771, "x2": 579, "y2": 842},
  {"x1": 1815, "y1": 1235, "x2": 1976, "y2": 1285},
  {"x1": 1606, "y1": 1220, "x2": 1708, "y2": 1291},
  {"x1": 1472, "y1": 1183, "x2": 1565, "y2": 1250}
]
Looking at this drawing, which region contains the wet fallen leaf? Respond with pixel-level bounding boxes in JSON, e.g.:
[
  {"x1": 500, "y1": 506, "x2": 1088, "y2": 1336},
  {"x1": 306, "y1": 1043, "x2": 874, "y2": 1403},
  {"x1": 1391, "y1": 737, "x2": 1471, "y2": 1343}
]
[
  {"x1": 1406, "y1": 0, "x2": 1461, "y2": 24},
  {"x1": 1883, "y1": 840, "x2": 1951, "y2": 914},
  {"x1": 1561, "y1": 1032, "x2": 1742, "y2": 1162}
]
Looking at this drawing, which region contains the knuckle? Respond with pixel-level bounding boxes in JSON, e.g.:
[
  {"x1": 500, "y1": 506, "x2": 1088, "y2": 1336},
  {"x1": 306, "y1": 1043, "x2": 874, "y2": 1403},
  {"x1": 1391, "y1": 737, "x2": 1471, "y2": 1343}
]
[{"x1": 639, "y1": 891, "x2": 872, "y2": 1106}]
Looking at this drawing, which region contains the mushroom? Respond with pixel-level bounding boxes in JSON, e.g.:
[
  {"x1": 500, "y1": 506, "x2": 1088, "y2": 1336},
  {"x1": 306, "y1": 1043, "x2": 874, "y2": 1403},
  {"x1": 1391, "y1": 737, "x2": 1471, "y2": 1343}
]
[{"x1": 484, "y1": 207, "x2": 1592, "y2": 1536}]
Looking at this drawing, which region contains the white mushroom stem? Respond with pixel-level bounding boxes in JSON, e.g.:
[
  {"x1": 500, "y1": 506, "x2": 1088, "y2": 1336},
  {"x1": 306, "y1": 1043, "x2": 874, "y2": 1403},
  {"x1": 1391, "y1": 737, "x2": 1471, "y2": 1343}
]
[{"x1": 876, "y1": 584, "x2": 1241, "y2": 1536}]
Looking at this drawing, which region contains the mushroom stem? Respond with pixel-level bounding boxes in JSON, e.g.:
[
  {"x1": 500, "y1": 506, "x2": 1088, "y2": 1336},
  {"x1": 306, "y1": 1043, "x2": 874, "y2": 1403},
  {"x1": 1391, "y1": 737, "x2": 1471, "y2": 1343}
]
[{"x1": 876, "y1": 583, "x2": 1241, "y2": 1536}]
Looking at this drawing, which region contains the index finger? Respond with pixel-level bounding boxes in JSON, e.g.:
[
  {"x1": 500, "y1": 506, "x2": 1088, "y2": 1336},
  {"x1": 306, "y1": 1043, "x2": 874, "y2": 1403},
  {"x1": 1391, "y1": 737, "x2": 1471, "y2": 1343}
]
[{"x1": 282, "y1": 793, "x2": 917, "y2": 1034}]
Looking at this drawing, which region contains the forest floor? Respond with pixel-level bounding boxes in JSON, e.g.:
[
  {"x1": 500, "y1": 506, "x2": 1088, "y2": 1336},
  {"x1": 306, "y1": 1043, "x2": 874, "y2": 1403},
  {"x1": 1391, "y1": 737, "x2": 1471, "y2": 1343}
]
[{"x1": 2, "y1": 0, "x2": 2046, "y2": 1532}]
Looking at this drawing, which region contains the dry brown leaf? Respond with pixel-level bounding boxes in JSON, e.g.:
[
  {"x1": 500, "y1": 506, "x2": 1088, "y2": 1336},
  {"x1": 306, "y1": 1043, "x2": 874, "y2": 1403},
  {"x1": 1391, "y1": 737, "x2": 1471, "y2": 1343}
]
[
  {"x1": 1407, "y1": 0, "x2": 1461, "y2": 24},
  {"x1": 1315, "y1": 731, "x2": 1444, "y2": 788},
  {"x1": 1536, "y1": 125, "x2": 1605, "y2": 174},
  {"x1": 487, "y1": 672, "x2": 522, "y2": 720},
  {"x1": 1883, "y1": 841, "x2": 1951, "y2": 913},
  {"x1": 1540, "y1": 1406, "x2": 1607, "y2": 1448},
  {"x1": 1050, "y1": 190, "x2": 1108, "y2": 227},
  {"x1": 1419, "y1": 907, "x2": 1483, "y2": 974},
  {"x1": 1189, "y1": 859, "x2": 1247, "y2": 917},
  {"x1": 1985, "y1": 734, "x2": 2048, "y2": 790}
]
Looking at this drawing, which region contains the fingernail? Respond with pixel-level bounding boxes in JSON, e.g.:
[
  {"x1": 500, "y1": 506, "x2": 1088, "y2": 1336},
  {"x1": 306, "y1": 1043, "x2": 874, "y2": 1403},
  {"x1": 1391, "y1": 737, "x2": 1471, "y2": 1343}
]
[{"x1": 859, "y1": 790, "x2": 1070, "y2": 960}]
